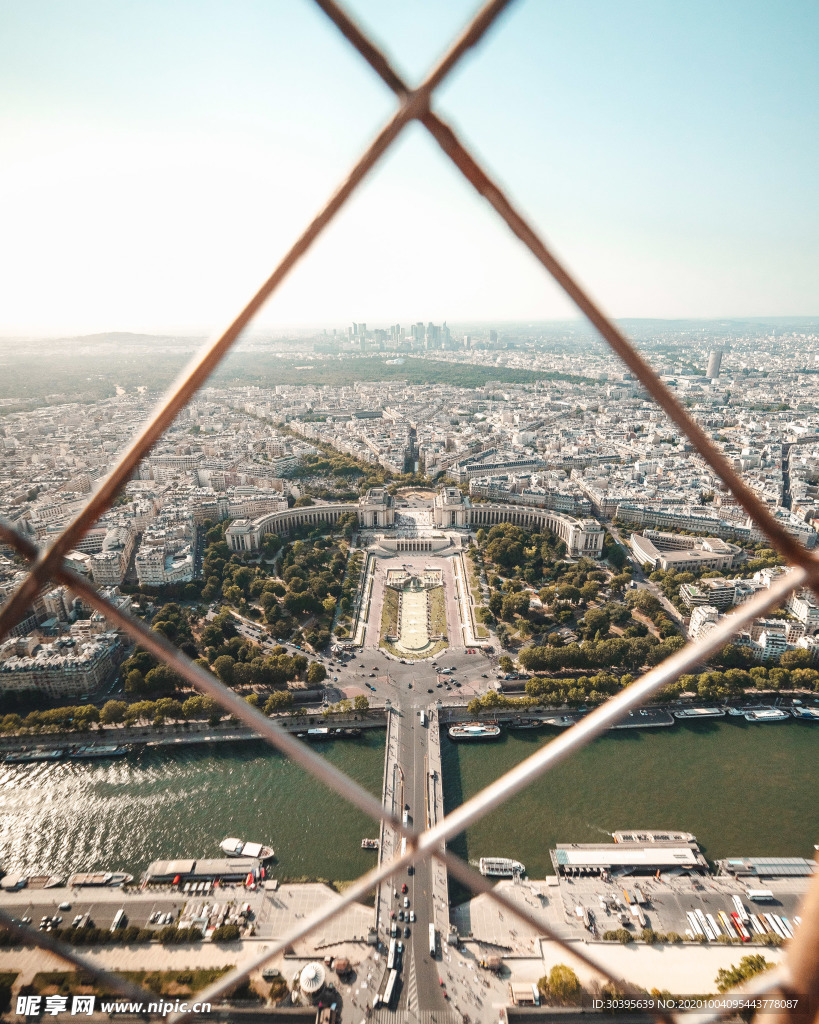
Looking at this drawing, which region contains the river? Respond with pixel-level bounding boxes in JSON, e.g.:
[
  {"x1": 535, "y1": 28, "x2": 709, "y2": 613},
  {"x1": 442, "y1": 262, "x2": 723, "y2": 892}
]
[
  {"x1": 0, "y1": 720, "x2": 815, "y2": 887},
  {"x1": 442, "y1": 717, "x2": 819, "y2": 880},
  {"x1": 0, "y1": 733, "x2": 385, "y2": 883}
]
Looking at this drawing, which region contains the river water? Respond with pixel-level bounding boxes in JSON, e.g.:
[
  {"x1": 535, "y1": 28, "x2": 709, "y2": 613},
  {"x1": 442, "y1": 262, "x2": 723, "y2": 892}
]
[
  {"x1": 0, "y1": 733, "x2": 385, "y2": 882},
  {"x1": 442, "y1": 718, "x2": 819, "y2": 879},
  {"x1": 0, "y1": 720, "x2": 815, "y2": 885}
]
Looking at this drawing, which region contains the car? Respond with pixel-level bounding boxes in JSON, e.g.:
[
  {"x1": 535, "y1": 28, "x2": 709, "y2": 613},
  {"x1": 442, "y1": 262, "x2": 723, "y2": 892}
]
[
  {"x1": 450, "y1": 666, "x2": 456, "y2": 671},
  {"x1": 407, "y1": 865, "x2": 414, "y2": 875},
  {"x1": 390, "y1": 923, "x2": 397, "y2": 937},
  {"x1": 372, "y1": 666, "x2": 378, "y2": 670},
  {"x1": 436, "y1": 682, "x2": 442, "y2": 688},
  {"x1": 409, "y1": 910, "x2": 416, "y2": 922},
  {"x1": 403, "y1": 926, "x2": 410, "y2": 938},
  {"x1": 398, "y1": 910, "x2": 405, "y2": 922},
  {"x1": 59, "y1": 901, "x2": 71, "y2": 911},
  {"x1": 403, "y1": 896, "x2": 409, "y2": 908},
  {"x1": 369, "y1": 672, "x2": 376, "y2": 677},
  {"x1": 640, "y1": 710, "x2": 648, "y2": 716},
  {"x1": 21, "y1": 917, "x2": 31, "y2": 925},
  {"x1": 481, "y1": 673, "x2": 488, "y2": 678},
  {"x1": 333, "y1": 676, "x2": 339, "y2": 681},
  {"x1": 396, "y1": 940, "x2": 404, "y2": 953},
  {"x1": 401, "y1": 883, "x2": 408, "y2": 893},
  {"x1": 390, "y1": 910, "x2": 396, "y2": 920},
  {"x1": 428, "y1": 688, "x2": 433, "y2": 693}
]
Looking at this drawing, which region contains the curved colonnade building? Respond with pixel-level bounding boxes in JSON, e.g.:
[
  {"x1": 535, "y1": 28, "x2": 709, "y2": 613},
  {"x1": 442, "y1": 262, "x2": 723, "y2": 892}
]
[{"x1": 226, "y1": 486, "x2": 603, "y2": 559}]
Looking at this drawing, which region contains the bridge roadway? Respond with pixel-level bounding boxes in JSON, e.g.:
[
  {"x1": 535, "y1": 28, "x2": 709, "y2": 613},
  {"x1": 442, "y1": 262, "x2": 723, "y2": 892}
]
[{"x1": 377, "y1": 680, "x2": 450, "y2": 1017}]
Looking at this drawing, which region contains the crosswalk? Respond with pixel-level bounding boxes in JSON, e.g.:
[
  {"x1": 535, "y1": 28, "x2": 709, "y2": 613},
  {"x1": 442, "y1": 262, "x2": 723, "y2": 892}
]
[
  {"x1": 403, "y1": 946, "x2": 419, "y2": 1014},
  {"x1": 373, "y1": 1012, "x2": 463, "y2": 1024}
]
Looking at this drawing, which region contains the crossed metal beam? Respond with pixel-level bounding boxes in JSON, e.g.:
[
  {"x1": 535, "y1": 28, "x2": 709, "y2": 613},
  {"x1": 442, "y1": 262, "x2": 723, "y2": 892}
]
[{"x1": 1, "y1": 0, "x2": 817, "y2": 1020}]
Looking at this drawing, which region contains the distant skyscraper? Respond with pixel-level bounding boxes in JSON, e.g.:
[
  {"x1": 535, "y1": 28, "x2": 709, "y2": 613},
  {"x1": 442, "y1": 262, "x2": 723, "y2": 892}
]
[
  {"x1": 707, "y1": 349, "x2": 723, "y2": 379},
  {"x1": 489, "y1": 330, "x2": 498, "y2": 343}
]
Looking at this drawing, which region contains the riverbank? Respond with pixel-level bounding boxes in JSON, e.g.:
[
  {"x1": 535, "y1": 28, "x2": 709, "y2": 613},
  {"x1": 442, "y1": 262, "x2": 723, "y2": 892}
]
[{"x1": 0, "y1": 713, "x2": 387, "y2": 757}]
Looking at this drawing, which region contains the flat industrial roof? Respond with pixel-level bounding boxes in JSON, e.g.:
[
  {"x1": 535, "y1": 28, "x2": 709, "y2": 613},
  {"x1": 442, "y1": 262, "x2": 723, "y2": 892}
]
[
  {"x1": 555, "y1": 845, "x2": 700, "y2": 867},
  {"x1": 145, "y1": 857, "x2": 260, "y2": 879},
  {"x1": 720, "y1": 857, "x2": 816, "y2": 877}
]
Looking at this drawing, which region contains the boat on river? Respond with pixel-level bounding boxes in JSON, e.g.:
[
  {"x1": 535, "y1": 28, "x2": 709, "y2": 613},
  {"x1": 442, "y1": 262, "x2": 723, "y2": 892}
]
[
  {"x1": 673, "y1": 707, "x2": 725, "y2": 719},
  {"x1": 479, "y1": 857, "x2": 525, "y2": 877},
  {"x1": 448, "y1": 722, "x2": 501, "y2": 741},
  {"x1": 744, "y1": 708, "x2": 789, "y2": 722},
  {"x1": 791, "y1": 706, "x2": 819, "y2": 721},
  {"x1": 4, "y1": 749, "x2": 64, "y2": 764},
  {"x1": 69, "y1": 745, "x2": 129, "y2": 760},
  {"x1": 68, "y1": 872, "x2": 133, "y2": 887},
  {"x1": 507, "y1": 718, "x2": 543, "y2": 730},
  {"x1": 220, "y1": 837, "x2": 275, "y2": 860}
]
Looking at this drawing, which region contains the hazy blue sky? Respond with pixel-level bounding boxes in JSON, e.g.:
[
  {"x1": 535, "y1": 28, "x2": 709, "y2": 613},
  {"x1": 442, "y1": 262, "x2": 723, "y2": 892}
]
[{"x1": 1, "y1": 0, "x2": 817, "y2": 334}]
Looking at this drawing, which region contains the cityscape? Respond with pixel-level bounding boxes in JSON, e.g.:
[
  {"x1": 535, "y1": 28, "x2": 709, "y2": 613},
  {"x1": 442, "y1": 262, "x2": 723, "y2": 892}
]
[
  {"x1": 0, "y1": 321, "x2": 816, "y2": 1020},
  {"x1": 1, "y1": 0, "x2": 817, "y2": 1020}
]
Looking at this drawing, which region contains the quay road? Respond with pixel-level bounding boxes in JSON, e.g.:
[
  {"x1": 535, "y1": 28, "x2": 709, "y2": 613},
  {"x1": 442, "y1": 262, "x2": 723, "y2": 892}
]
[{"x1": 378, "y1": 685, "x2": 450, "y2": 1017}]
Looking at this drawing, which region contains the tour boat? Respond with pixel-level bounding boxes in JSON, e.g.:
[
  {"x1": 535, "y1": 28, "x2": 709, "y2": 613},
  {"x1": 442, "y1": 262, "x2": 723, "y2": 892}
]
[
  {"x1": 361, "y1": 838, "x2": 380, "y2": 850},
  {"x1": 220, "y1": 837, "x2": 275, "y2": 861},
  {"x1": 673, "y1": 707, "x2": 725, "y2": 719},
  {"x1": 479, "y1": 857, "x2": 525, "y2": 877},
  {"x1": 69, "y1": 745, "x2": 129, "y2": 760},
  {"x1": 744, "y1": 708, "x2": 789, "y2": 722},
  {"x1": 68, "y1": 872, "x2": 134, "y2": 887},
  {"x1": 791, "y1": 706, "x2": 819, "y2": 721},
  {"x1": 448, "y1": 723, "x2": 501, "y2": 741}
]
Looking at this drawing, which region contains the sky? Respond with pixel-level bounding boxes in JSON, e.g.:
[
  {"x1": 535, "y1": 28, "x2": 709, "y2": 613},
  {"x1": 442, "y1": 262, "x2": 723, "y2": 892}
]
[{"x1": 1, "y1": 0, "x2": 817, "y2": 336}]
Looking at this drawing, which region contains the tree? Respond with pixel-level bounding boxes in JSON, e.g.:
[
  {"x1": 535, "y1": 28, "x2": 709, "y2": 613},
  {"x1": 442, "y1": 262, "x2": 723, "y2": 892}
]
[
  {"x1": 538, "y1": 964, "x2": 583, "y2": 1004},
  {"x1": 307, "y1": 662, "x2": 327, "y2": 685},
  {"x1": 144, "y1": 664, "x2": 180, "y2": 692},
  {"x1": 498, "y1": 655, "x2": 514, "y2": 673},
  {"x1": 353, "y1": 694, "x2": 370, "y2": 713},
  {"x1": 264, "y1": 691, "x2": 294, "y2": 714},
  {"x1": 125, "y1": 669, "x2": 146, "y2": 695},
  {"x1": 182, "y1": 696, "x2": 204, "y2": 718},
  {"x1": 201, "y1": 696, "x2": 221, "y2": 726},
  {"x1": 606, "y1": 543, "x2": 627, "y2": 569},
  {"x1": 100, "y1": 700, "x2": 127, "y2": 725},
  {"x1": 715, "y1": 955, "x2": 772, "y2": 993},
  {"x1": 780, "y1": 648, "x2": 812, "y2": 668},
  {"x1": 212, "y1": 655, "x2": 236, "y2": 686}
]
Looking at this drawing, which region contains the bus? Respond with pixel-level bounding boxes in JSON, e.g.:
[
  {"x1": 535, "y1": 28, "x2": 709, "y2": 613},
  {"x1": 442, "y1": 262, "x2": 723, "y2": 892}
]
[
  {"x1": 387, "y1": 937, "x2": 398, "y2": 970},
  {"x1": 110, "y1": 909, "x2": 126, "y2": 932},
  {"x1": 383, "y1": 968, "x2": 399, "y2": 1008},
  {"x1": 429, "y1": 923, "x2": 437, "y2": 958},
  {"x1": 420, "y1": 710, "x2": 427, "y2": 726}
]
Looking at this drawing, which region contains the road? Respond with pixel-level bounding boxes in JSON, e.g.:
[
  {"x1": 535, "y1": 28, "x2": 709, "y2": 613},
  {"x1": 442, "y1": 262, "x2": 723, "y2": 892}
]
[{"x1": 388, "y1": 700, "x2": 448, "y2": 1014}]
